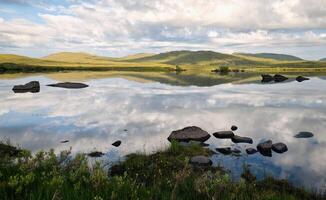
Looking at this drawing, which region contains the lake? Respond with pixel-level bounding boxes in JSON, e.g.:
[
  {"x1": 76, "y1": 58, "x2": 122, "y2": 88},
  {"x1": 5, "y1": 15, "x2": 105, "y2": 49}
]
[{"x1": 0, "y1": 72, "x2": 325, "y2": 192}]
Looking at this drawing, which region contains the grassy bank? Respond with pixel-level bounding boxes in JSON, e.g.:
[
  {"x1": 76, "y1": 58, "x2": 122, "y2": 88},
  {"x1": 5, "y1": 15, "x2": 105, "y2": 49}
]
[{"x1": 0, "y1": 141, "x2": 323, "y2": 200}]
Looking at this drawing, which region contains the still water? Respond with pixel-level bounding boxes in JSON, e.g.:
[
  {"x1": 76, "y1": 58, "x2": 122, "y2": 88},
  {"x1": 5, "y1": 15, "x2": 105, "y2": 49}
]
[{"x1": 0, "y1": 73, "x2": 325, "y2": 191}]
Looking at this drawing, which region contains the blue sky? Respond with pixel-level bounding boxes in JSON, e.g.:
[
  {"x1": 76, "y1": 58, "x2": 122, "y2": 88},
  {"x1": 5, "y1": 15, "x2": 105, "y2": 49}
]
[{"x1": 0, "y1": 0, "x2": 326, "y2": 60}]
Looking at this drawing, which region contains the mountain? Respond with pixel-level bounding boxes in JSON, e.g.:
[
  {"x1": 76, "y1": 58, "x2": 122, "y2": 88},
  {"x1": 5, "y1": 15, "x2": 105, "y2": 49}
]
[
  {"x1": 124, "y1": 50, "x2": 250, "y2": 65},
  {"x1": 320, "y1": 58, "x2": 326, "y2": 62},
  {"x1": 43, "y1": 52, "x2": 114, "y2": 63},
  {"x1": 234, "y1": 53, "x2": 303, "y2": 61}
]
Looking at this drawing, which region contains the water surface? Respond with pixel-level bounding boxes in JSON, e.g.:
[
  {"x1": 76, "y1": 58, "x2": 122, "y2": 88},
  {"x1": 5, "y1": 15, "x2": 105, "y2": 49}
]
[{"x1": 0, "y1": 73, "x2": 325, "y2": 191}]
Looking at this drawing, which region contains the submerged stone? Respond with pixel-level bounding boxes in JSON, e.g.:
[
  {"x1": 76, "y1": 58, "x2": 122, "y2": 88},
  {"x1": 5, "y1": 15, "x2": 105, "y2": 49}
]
[
  {"x1": 216, "y1": 147, "x2": 232, "y2": 155},
  {"x1": 60, "y1": 140, "x2": 69, "y2": 143},
  {"x1": 12, "y1": 81, "x2": 40, "y2": 93},
  {"x1": 189, "y1": 155, "x2": 212, "y2": 166},
  {"x1": 231, "y1": 135, "x2": 253, "y2": 144},
  {"x1": 273, "y1": 74, "x2": 288, "y2": 82},
  {"x1": 232, "y1": 148, "x2": 241, "y2": 154},
  {"x1": 213, "y1": 131, "x2": 235, "y2": 139},
  {"x1": 112, "y1": 140, "x2": 122, "y2": 147},
  {"x1": 257, "y1": 140, "x2": 273, "y2": 157},
  {"x1": 295, "y1": 132, "x2": 314, "y2": 138},
  {"x1": 272, "y1": 143, "x2": 288, "y2": 153},
  {"x1": 88, "y1": 151, "x2": 105, "y2": 157},
  {"x1": 246, "y1": 148, "x2": 258, "y2": 155},
  {"x1": 261, "y1": 74, "x2": 273, "y2": 83},
  {"x1": 168, "y1": 126, "x2": 210, "y2": 142},
  {"x1": 47, "y1": 82, "x2": 89, "y2": 89},
  {"x1": 296, "y1": 76, "x2": 309, "y2": 82},
  {"x1": 231, "y1": 125, "x2": 238, "y2": 131}
]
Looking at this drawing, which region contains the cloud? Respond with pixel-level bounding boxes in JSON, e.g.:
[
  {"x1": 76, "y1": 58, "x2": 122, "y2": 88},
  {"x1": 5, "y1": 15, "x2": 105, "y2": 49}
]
[{"x1": 0, "y1": 0, "x2": 326, "y2": 58}]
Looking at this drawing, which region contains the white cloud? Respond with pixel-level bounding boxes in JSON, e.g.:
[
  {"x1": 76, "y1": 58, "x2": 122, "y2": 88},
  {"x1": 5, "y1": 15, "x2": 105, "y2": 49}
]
[{"x1": 0, "y1": 0, "x2": 326, "y2": 58}]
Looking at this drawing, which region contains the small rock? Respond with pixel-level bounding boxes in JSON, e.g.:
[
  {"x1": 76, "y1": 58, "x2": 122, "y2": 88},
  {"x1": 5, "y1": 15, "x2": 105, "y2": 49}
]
[
  {"x1": 60, "y1": 140, "x2": 69, "y2": 143},
  {"x1": 272, "y1": 143, "x2": 288, "y2": 153},
  {"x1": 231, "y1": 135, "x2": 253, "y2": 144},
  {"x1": 189, "y1": 155, "x2": 212, "y2": 166},
  {"x1": 296, "y1": 76, "x2": 309, "y2": 82},
  {"x1": 216, "y1": 147, "x2": 232, "y2": 155},
  {"x1": 47, "y1": 82, "x2": 89, "y2": 89},
  {"x1": 273, "y1": 74, "x2": 288, "y2": 82},
  {"x1": 112, "y1": 140, "x2": 121, "y2": 147},
  {"x1": 88, "y1": 151, "x2": 104, "y2": 157},
  {"x1": 213, "y1": 131, "x2": 235, "y2": 139},
  {"x1": 261, "y1": 74, "x2": 273, "y2": 83},
  {"x1": 168, "y1": 126, "x2": 211, "y2": 142},
  {"x1": 232, "y1": 148, "x2": 241, "y2": 154},
  {"x1": 295, "y1": 132, "x2": 314, "y2": 138},
  {"x1": 231, "y1": 125, "x2": 238, "y2": 131},
  {"x1": 257, "y1": 140, "x2": 273, "y2": 157},
  {"x1": 246, "y1": 148, "x2": 258, "y2": 155},
  {"x1": 12, "y1": 81, "x2": 40, "y2": 93}
]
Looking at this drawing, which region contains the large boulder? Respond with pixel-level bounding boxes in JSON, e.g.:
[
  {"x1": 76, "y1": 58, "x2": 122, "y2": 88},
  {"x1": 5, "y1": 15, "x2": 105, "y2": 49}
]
[
  {"x1": 167, "y1": 126, "x2": 210, "y2": 142},
  {"x1": 246, "y1": 148, "x2": 258, "y2": 155},
  {"x1": 213, "y1": 131, "x2": 234, "y2": 139},
  {"x1": 296, "y1": 76, "x2": 309, "y2": 82},
  {"x1": 257, "y1": 140, "x2": 273, "y2": 157},
  {"x1": 272, "y1": 143, "x2": 288, "y2": 153},
  {"x1": 273, "y1": 74, "x2": 288, "y2": 82},
  {"x1": 12, "y1": 81, "x2": 40, "y2": 93},
  {"x1": 231, "y1": 135, "x2": 253, "y2": 144},
  {"x1": 294, "y1": 132, "x2": 314, "y2": 138},
  {"x1": 261, "y1": 74, "x2": 273, "y2": 83},
  {"x1": 47, "y1": 82, "x2": 89, "y2": 89},
  {"x1": 189, "y1": 155, "x2": 212, "y2": 166}
]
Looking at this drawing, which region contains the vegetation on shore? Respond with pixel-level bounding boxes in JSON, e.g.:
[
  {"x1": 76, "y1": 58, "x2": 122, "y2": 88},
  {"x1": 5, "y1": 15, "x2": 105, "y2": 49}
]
[{"x1": 0, "y1": 141, "x2": 324, "y2": 200}]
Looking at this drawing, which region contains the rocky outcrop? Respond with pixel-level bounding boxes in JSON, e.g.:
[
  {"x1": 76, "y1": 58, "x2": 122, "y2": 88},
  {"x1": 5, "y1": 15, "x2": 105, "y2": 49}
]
[
  {"x1": 272, "y1": 143, "x2": 288, "y2": 153},
  {"x1": 168, "y1": 126, "x2": 210, "y2": 142},
  {"x1": 231, "y1": 135, "x2": 253, "y2": 144},
  {"x1": 112, "y1": 140, "x2": 122, "y2": 147},
  {"x1": 189, "y1": 155, "x2": 212, "y2": 166},
  {"x1": 296, "y1": 76, "x2": 309, "y2": 82},
  {"x1": 47, "y1": 82, "x2": 89, "y2": 89},
  {"x1": 273, "y1": 74, "x2": 288, "y2": 82},
  {"x1": 12, "y1": 81, "x2": 40, "y2": 93},
  {"x1": 295, "y1": 132, "x2": 314, "y2": 138},
  {"x1": 261, "y1": 74, "x2": 273, "y2": 83},
  {"x1": 213, "y1": 131, "x2": 235, "y2": 139},
  {"x1": 257, "y1": 140, "x2": 273, "y2": 157}
]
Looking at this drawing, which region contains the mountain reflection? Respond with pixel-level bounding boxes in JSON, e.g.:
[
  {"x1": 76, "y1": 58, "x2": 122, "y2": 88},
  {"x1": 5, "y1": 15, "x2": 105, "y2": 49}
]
[{"x1": 0, "y1": 76, "x2": 325, "y2": 190}]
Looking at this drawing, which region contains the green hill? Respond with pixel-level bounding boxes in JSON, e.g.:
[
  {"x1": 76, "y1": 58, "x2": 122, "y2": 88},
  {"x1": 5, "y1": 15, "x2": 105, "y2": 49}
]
[
  {"x1": 43, "y1": 52, "x2": 114, "y2": 63},
  {"x1": 235, "y1": 53, "x2": 303, "y2": 61},
  {"x1": 320, "y1": 58, "x2": 326, "y2": 62}
]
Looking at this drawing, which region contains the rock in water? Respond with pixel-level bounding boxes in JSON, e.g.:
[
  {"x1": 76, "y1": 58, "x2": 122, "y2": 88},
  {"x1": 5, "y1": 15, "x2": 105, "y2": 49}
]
[
  {"x1": 257, "y1": 140, "x2": 273, "y2": 157},
  {"x1": 189, "y1": 155, "x2": 212, "y2": 166},
  {"x1": 167, "y1": 126, "x2": 210, "y2": 142},
  {"x1": 261, "y1": 74, "x2": 273, "y2": 83},
  {"x1": 296, "y1": 76, "x2": 309, "y2": 82},
  {"x1": 112, "y1": 140, "x2": 122, "y2": 147},
  {"x1": 47, "y1": 82, "x2": 89, "y2": 89},
  {"x1": 213, "y1": 131, "x2": 235, "y2": 139},
  {"x1": 216, "y1": 147, "x2": 232, "y2": 155},
  {"x1": 272, "y1": 143, "x2": 288, "y2": 153},
  {"x1": 88, "y1": 151, "x2": 104, "y2": 157},
  {"x1": 231, "y1": 135, "x2": 253, "y2": 144},
  {"x1": 273, "y1": 74, "x2": 288, "y2": 82},
  {"x1": 12, "y1": 81, "x2": 40, "y2": 93},
  {"x1": 246, "y1": 148, "x2": 258, "y2": 155},
  {"x1": 60, "y1": 140, "x2": 69, "y2": 143},
  {"x1": 295, "y1": 132, "x2": 314, "y2": 138},
  {"x1": 231, "y1": 125, "x2": 238, "y2": 131}
]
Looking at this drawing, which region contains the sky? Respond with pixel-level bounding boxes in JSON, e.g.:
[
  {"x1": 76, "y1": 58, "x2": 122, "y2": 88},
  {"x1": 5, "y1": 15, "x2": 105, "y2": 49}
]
[{"x1": 0, "y1": 0, "x2": 325, "y2": 60}]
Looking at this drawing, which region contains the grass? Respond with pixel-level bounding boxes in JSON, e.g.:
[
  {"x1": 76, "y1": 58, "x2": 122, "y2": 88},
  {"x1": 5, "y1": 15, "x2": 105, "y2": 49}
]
[{"x1": 0, "y1": 141, "x2": 324, "y2": 200}]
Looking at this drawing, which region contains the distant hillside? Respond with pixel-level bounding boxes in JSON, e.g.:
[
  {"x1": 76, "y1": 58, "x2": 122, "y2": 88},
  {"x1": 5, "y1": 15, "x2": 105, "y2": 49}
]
[
  {"x1": 320, "y1": 58, "x2": 326, "y2": 62},
  {"x1": 125, "y1": 50, "x2": 256, "y2": 65},
  {"x1": 235, "y1": 53, "x2": 303, "y2": 61},
  {"x1": 119, "y1": 53, "x2": 156, "y2": 60},
  {"x1": 43, "y1": 52, "x2": 114, "y2": 63}
]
